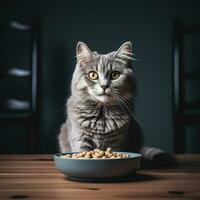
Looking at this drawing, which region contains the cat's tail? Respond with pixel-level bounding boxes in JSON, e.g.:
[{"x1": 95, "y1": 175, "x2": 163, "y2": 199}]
[{"x1": 140, "y1": 147, "x2": 177, "y2": 167}]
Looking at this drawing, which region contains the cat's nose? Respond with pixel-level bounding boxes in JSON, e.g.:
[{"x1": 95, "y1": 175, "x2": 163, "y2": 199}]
[{"x1": 100, "y1": 85, "x2": 108, "y2": 90}]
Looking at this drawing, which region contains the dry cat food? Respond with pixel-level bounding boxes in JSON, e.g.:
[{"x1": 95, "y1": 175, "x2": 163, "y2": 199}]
[{"x1": 62, "y1": 147, "x2": 130, "y2": 159}]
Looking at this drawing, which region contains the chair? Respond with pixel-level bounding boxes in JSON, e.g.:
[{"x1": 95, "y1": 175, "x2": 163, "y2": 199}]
[
  {"x1": 172, "y1": 20, "x2": 200, "y2": 153},
  {"x1": 0, "y1": 17, "x2": 41, "y2": 153}
]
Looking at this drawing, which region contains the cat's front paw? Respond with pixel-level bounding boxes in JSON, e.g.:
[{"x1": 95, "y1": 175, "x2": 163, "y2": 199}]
[{"x1": 80, "y1": 146, "x2": 93, "y2": 152}]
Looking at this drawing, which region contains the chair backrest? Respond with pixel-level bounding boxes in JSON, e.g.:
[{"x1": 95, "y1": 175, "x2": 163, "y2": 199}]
[
  {"x1": 0, "y1": 17, "x2": 41, "y2": 153},
  {"x1": 172, "y1": 20, "x2": 200, "y2": 153}
]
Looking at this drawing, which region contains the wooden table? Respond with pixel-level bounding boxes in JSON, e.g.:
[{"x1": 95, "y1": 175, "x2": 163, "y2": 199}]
[{"x1": 0, "y1": 154, "x2": 199, "y2": 200}]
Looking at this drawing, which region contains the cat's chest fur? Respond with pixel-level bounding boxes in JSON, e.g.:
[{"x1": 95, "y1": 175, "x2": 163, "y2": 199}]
[
  {"x1": 76, "y1": 105, "x2": 130, "y2": 150},
  {"x1": 74, "y1": 101, "x2": 130, "y2": 135}
]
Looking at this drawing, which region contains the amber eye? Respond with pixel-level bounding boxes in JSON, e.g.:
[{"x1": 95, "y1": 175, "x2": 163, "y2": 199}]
[
  {"x1": 110, "y1": 71, "x2": 120, "y2": 80},
  {"x1": 88, "y1": 71, "x2": 98, "y2": 80}
]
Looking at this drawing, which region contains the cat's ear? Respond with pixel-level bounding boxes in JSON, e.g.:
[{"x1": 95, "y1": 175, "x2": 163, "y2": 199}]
[
  {"x1": 114, "y1": 41, "x2": 133, "y2": 64},
  {"x1": 76, "y1": 42, "x2": 94, "y2": 65}
]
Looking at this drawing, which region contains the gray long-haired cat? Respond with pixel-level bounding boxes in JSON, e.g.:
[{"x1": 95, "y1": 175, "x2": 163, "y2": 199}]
[{"x1": 58, "y1": 42, "x2": 175, "y2": 166}]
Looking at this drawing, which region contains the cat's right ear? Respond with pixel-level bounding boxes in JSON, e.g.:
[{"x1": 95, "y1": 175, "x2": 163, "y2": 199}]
[{"x1": 76, "y1": 42, "x2": 94, "y2": 65}]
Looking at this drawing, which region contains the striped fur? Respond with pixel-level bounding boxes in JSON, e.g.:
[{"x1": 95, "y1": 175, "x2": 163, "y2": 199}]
[
  {"x1": 59, "y1": 42, "x2": 142, "y2": 152},
  {"x1": 58, "y1": 42, "x2": 168, "y2": 163}
]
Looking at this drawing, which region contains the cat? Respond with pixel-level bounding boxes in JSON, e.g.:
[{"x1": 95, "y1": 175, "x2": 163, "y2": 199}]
[{"x1": 58, "y1": 41, "x2": 175, "y2": 167}]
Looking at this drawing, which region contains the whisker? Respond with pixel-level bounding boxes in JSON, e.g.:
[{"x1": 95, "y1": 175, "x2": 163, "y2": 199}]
[
  {"x1": 117, "y1": 95, "x2": 141, "y2": 124},
  {"x1": 112, "y1": 92, "x2": 127, "y2": 115},
  {"x1": 117, "y1": 95, "x2": 136, "y2": 109},
  {"x1": 111, "y1": 89, "x2": 143, "y2": 114},
  {"x1": 119, "y1": 94, "x2": 144, "y2": 113}
]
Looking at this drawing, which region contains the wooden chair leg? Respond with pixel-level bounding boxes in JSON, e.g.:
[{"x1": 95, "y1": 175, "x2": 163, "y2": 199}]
[
  {"x1": 174, "y1": 122, "x2": 185, "y2": 153},
  {"x1": 28, "y1": 126, "x2": 36, "y2": 153}
]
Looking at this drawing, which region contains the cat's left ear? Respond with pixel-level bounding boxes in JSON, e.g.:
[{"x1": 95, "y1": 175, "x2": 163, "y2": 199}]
[
  {"x1": 76, "y1": 42, "x2": 94, "y2": 65},
  {"x1": 114, "y1": 41, "x2": 133, "y2": 64}
]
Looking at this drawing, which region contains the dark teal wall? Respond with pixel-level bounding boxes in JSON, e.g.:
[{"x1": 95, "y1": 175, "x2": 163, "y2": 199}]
[{"x1": 1, "y1": 0, "x2": 200, "y2": 153}]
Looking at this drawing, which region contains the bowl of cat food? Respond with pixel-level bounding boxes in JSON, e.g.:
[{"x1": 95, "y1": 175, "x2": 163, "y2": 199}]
[{"x1": 54, "y1": 147, "x2": 142, "y2": 181}]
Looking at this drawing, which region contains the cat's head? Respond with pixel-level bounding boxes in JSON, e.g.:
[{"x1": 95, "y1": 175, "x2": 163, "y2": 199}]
[{"x1": 72, "y1": 41, "x2": 136, "y2": 105}]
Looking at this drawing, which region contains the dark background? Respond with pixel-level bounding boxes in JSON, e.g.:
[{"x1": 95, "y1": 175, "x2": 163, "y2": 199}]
[{"x1": 0, "y1": 0, "x2": 200, "y2": 153}]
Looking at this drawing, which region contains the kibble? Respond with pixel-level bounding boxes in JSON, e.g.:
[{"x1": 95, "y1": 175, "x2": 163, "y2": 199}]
[{"x1": 62, "y1": 147, "x2": 130, "y2": 159}]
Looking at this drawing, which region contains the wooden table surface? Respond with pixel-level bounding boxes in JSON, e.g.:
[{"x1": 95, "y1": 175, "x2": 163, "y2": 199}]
[{"x1": 0, "y1": 154, "x2": 200, "y2": 200}]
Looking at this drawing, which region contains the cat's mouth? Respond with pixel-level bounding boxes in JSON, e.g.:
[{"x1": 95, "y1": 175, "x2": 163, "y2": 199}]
[
  {"x1": 99, "y1": 93, "x2": 111, "y2": 97},
  {"x1": 95, "y1": 93, "x2": 114, "y2": 104},
  {"x1": 99, "y1": 90, "x2": 112, "y2": 96}
]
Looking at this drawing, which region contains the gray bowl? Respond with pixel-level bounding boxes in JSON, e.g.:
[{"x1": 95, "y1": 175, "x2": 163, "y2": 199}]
[{"x1": 54, "y1": 152, "x2": 141, "y2": 180}]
